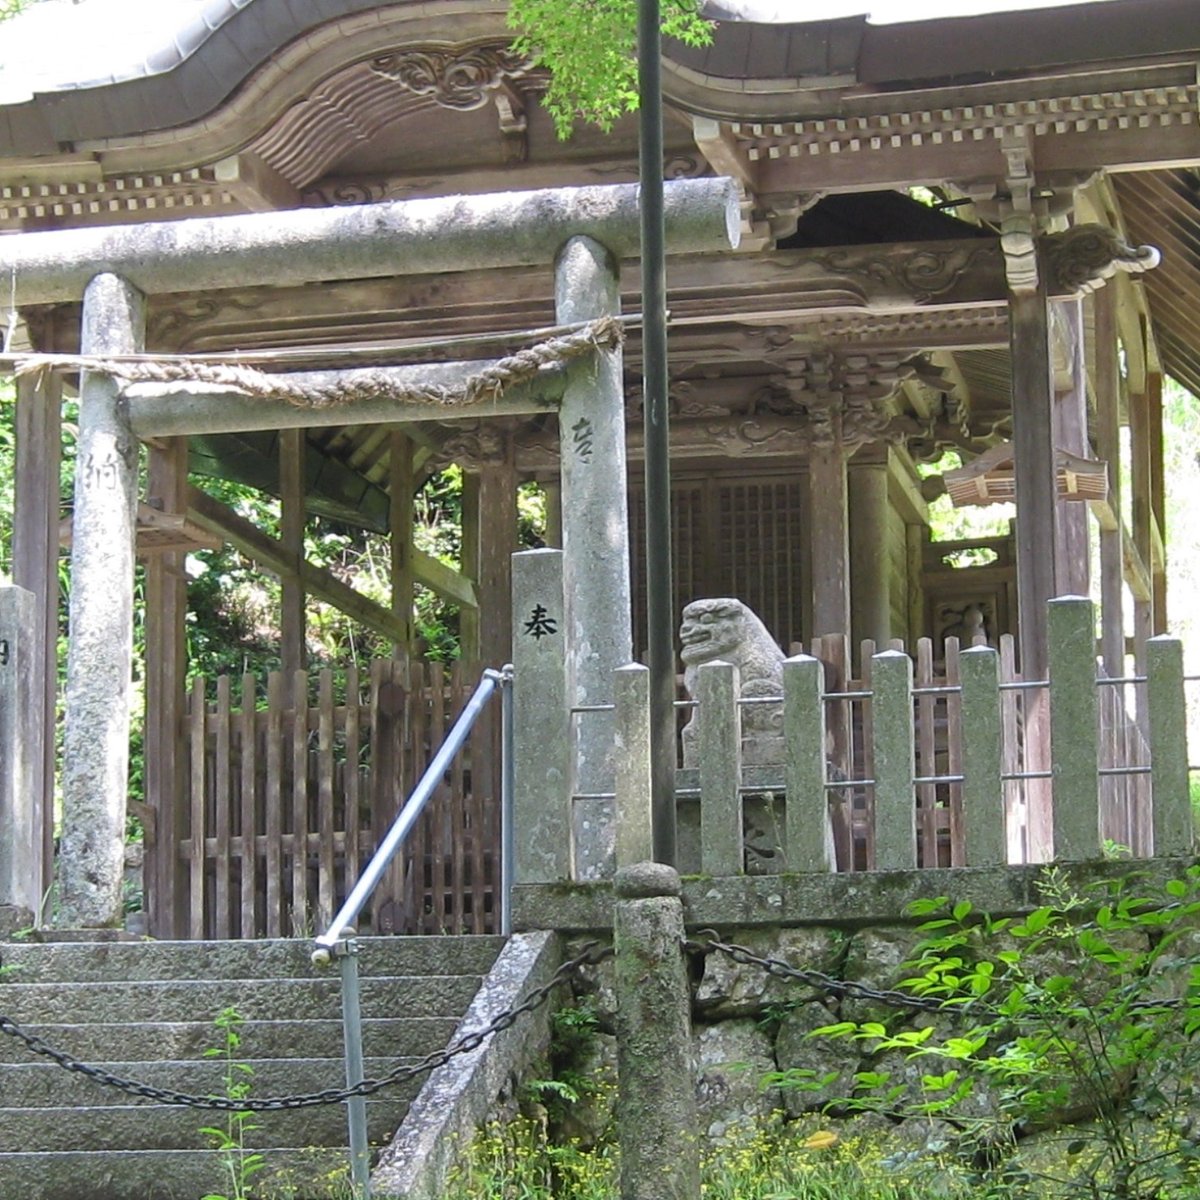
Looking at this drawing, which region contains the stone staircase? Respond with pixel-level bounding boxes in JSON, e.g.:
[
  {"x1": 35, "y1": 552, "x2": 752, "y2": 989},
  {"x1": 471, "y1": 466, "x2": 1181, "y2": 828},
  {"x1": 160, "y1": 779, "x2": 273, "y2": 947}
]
[{"x1": 0, "y1": 934, "x2": 505, "y2": 1200}]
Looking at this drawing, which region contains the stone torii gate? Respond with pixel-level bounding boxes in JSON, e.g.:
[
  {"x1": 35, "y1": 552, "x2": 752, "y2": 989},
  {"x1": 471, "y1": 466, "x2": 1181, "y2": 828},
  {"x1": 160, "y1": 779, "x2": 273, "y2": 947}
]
[{"x1": 0, "y1": 178, "x2": 739, "y2": 929}]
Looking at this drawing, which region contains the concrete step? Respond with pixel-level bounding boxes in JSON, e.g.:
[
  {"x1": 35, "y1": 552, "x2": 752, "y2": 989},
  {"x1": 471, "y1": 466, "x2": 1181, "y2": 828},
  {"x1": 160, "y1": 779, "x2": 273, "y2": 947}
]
[
  {"x1": 0, "y1": 934, "x2": 505, "y2": 983},
  {"x1": 0, "y1": 973, "x2": 482, "y2": 1023},
  {"x1": 2, "y1": 1056, "x2": 411, "y2": 1106},
  {"x1": 0, "y1": 1100, "x2": 410, "y2": 1153},
  {"x1": 0, "y1": 1146, "x2": 353, "y2": 1200},
  {"x1": 0, "y1": 1016, "x2": 460, "y2": 1063}
]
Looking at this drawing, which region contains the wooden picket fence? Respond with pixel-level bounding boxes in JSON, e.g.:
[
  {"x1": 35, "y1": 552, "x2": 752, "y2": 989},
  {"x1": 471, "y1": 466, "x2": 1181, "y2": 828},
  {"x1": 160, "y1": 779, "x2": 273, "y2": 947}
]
[{"x1": 167, "y1": 659, "x2": 499, "y2": 941}]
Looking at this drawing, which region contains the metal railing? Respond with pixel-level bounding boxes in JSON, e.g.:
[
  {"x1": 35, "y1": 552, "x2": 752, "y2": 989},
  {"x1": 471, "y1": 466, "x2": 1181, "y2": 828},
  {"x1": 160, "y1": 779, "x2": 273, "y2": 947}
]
[{"x1": 310, "y1": 665, "x2": 513, "y2": 1198}]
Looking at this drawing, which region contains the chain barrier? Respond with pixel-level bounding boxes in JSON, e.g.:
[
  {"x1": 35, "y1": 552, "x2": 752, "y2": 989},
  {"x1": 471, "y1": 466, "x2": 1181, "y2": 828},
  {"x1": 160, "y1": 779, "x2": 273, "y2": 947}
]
[
  {"x1": 689, "y1": 931, "x2": 1185, "y2": 1020},
  {"x1": 0, "y1": 940, "x2": 613, "y2": 1112}
]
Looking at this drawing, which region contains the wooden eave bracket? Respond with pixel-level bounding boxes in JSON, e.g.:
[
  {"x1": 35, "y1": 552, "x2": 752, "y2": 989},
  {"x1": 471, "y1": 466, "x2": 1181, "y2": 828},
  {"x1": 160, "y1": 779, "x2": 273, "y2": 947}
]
[{"x1": 944, "y1": 441, "x2": 1108, "y2": 506}]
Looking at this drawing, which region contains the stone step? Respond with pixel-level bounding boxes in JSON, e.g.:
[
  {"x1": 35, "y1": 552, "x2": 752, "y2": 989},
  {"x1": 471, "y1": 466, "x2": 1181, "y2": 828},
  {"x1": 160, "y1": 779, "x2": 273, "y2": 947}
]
[
  {"x1": 0, "y1": 1015, "x2": 460, "y2": 1064},
  {"x1": 2, "y1": 1056, "x2": 415, "y2": 1107},
  {"x1": 0, "y1": 1146, "x2": 353, "y2": 1200},
  {"x1": 0, "y1": 1099, "x2": 409, "y2": 1153},
  {"x1": 0, "y1": 934, "x2": 504, "y2": 983},
  {"x1": 0, "y1": 973, "x2": 482, "y2": 1023}
]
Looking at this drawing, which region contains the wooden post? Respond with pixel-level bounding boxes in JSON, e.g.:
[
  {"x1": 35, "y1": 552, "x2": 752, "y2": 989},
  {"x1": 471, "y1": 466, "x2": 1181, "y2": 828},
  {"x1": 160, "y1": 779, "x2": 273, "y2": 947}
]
[
  {"x1": 1048, "y1": 596, "x2": 1100, "y2": 860},
  {"x1": 1053, "y1": 299, "x2": 1090, "y2": 597},
  {"x1": 871, "y1": 648, "x2": 916, "y2": 870},
  {"x1": 477, "y1": 457, "x2": 517, "y2": 668},
  {"x1": 849, "y1": 460, "x2": 891, "y2": 652},
  {"x1": 809, "y1": 412, "x2": 850, "y2": 638},
  {"x1": 12, "y1": 367, "x2": 60, "y2": 897},
  {"x1": 784, "y1": 654, "x2": 833, "y2": 872},
  {"x1": 279, "y1": 428, "x2": 306, "y2": 690},
  {"x1": 388, "y1": 430, "x2": 415, "y2": 659},
  {"x1": 1009, "y1": 279, "x2": 1058, "y2": 679},
  {"x1": 459, "y1": 472, "x2": 481, "y2": 663},
  {"x1": 0, "y1": 586, "x2": 37, "y2": 917},
  {"x1": 698, "y1": 660, "x2": 741, "y2": 876},
  {"x1": 1093, "y1": 286, "x2": 1124, "y2": 677},
  {"x1": 1146, "y1": 635, "x2": 1193, "y2": 856},
  {"x1": 144, "y1": 437, "x2": 190, "y2": 938},
  {"x1": 1148, "y1": 372, "x2": 1167, "y2": 635},
  {"x1": 959, "y1": 645, "x2": 1006, "y2": 866},
  {"x1": 1130, "y1": 378, "x2": 1155, "y2": 675},
  {"x1": 511, "y1": 549, "x2": 572, "y2": 883},
  {"x1": 614, "y1": 664, "x2": 653, "y2": 868}
]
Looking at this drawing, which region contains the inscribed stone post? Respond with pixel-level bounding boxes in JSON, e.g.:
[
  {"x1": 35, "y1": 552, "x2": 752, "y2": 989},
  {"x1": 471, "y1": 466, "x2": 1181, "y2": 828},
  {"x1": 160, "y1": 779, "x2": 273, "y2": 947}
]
[
  {"x1": 58, "y1": 273, "x2": 146, "y2": 927},
  {"x1": 0, "y1": 585, "x2": 36, "y2": 918},
  {"x1": 871, "y1": 649, "x2": 917, "y2": 870},
  {"x1": 555, "y1": 235, "x2": 632, "y2": 879},
  {"x1": 511, "y1": 549, "x2": 572, "y2": 883}
]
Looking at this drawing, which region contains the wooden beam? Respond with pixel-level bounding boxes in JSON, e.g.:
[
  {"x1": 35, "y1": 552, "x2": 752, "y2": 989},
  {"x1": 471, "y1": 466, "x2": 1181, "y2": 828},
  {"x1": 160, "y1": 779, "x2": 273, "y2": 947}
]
[
  {"x1": 412, "y1": 546, "x2": 478, "y2": 610},
  {"x1": 1148, "y1": 374, "x2": 1167, "y2": 633},
  {"x1": 692, "y1": 116, "x2": 757, "y2": 191},
  {"x1": 1093, "y1": 286, "x2": 1124, "y2": 675},
  {"x1": 186, "y1": 485, "x2": 413, "y2": 646}
]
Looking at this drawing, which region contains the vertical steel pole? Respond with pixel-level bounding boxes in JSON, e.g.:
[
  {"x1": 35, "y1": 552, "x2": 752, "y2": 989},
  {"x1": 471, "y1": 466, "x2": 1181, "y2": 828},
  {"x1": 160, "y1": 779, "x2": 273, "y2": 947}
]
[
  {"x1": 638, "y1": 0, "x2": 677, "y2": 866},
  {"x1": 338, "y1": 941, "x2": 372, "y2": 1198},
  {"x1": 500, "y1": 664, "x2": 515, "y2": 935}
]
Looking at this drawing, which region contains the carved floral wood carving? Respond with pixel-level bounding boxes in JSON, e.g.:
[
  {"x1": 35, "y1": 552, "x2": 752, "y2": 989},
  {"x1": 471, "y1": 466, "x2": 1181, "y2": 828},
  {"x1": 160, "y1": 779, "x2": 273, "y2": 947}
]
[
  {"x1": 810, "y1": 243, "x2": 1001, "y2": 304},
  {"x1": 370, "y1": 43, "x2": 537, "y2": 110}
]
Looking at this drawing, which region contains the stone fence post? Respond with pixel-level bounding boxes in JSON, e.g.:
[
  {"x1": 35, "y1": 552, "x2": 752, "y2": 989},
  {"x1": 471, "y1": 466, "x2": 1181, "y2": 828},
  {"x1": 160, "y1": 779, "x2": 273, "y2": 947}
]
[
  {"x1": 613, "y1": 862, "x2": 698, "y2": 1200},
  {"x1": 0, "y1": 584, "x2": 38, "y2": 922}
]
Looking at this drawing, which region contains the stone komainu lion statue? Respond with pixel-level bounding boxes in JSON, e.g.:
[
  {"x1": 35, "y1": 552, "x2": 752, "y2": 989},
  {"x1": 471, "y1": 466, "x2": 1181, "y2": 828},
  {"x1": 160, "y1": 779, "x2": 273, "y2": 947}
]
[{"x1": 679, "y1": 597, "x2": 786, "y2": 769}]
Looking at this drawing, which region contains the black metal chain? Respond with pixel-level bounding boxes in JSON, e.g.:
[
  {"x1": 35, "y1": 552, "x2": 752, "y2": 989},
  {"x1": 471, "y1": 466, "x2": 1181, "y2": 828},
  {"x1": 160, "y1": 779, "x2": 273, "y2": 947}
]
[
  {"x1": 690, "y1": 931, "x2": 1186, "y2": 1020},
  {"x1": 0, "y1": 940, "x2": 614, "y2": 1112}
]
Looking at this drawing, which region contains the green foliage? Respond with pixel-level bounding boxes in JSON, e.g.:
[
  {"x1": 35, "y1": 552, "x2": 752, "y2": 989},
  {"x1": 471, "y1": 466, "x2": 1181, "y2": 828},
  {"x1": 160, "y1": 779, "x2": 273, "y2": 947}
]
[
  {"x1": 201, "y1": 1007, "x2": 266, "y2": 1200},
  {"x1": 507, "y1": 0, "x2": 712, "y2": 139},
  {"x1": 789, "y1": 868, "x2": 1200, "y2": 1199}
]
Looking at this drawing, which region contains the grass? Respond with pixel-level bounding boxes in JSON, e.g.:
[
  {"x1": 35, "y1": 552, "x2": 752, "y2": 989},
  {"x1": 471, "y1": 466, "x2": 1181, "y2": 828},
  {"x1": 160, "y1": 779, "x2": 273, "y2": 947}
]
[{"x1": 443, "y1": 1113, "x2": 971, "y2": 1200}]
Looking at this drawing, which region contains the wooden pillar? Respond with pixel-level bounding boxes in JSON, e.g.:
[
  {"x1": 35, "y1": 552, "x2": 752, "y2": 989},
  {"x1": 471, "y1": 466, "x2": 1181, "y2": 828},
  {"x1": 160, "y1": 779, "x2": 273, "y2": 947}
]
[
  {"x1": 1009, "y1": 279, "x2": 1058, "y2": 679},
  {"x1": 809, "y1": 410, "x2": 850, "y2": 638},
  {"x1": 848, "y1": 458, "x2": 891, "y2": 651},
  {"x1": 477, "y1": 458, "x2": 517, "y2": 669},
  {"x1": 1148, "y1": 373, "x2": 1167, "y2": 634},
  {"x1": 460, "y1": 471, "x2": 482, "y2": 664},
  {"x1": 1009, "y1": 278, "x2": 1057, "y2": 861},
  {"x1": 279, "y1": 429, "x2": 306, "y2": 691},
  {"x1": 1130, "y1": 380, "x2": 1154, "y2": 672},
  {"x1": 1052, "y1": 298, "x2": 1089, "y2": 598},
  {"x1": 388, "y1": 430, "x2": 415, "y2": 660},
  {"x1": 144, "y1": 438, "x2": 190, "y2": 938},
  {"x1": 12, "y1": 368, "x2": 61, "y2": 898},
  {"x1": 1094, "y1": 287, "x2": 1124, "y2": 677}
]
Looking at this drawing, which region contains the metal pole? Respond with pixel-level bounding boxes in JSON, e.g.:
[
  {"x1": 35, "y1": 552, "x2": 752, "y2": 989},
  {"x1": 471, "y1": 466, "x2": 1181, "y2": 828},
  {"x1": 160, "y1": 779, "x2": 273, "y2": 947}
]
[
  {"x1": 638, "y1": 0, "x2": 677, "y2": 866},
  {"x1": 500, "y1": 664, "x2": 515, "y2": 935},
  {"x1": 338, "y1": 940, "x2": 372, "y2": 1198}
]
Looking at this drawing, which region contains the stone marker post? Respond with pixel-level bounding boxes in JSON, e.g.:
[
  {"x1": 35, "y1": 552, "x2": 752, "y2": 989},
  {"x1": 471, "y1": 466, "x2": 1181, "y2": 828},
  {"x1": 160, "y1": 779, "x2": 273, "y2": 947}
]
[
  {"x1": 871, "y1": 649, "x2": 917, "y2": 870},
  {"x1": 614, "y1": 664, "x2": 653, "y2": 868},
  {"x1": 512, "y1": 549, "x2": 572, "y2": 883},
  {"x1": 613, "y1": 862, "x2": 698, "y2": 1200},
  {"x1": 58, "y1": 273, "x2": 146, "y2": 927},
  {"x1": 556, "y1": 235, "x2": 633, "y2": 879},
  {"x1": 1048, "y1": 595, "x2": 1100, "y2": 860},
  {"x1": 1146, "y1": 633, "x2": 1193, "y2": 856},
  {"x1": 0, "y1": 584, "x2": 37, "y2": 923}
]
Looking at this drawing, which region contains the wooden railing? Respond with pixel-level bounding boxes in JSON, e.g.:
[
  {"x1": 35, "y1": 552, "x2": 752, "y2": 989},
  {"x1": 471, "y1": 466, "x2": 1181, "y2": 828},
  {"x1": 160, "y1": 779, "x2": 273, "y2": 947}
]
[{"x1": 155, "y1": 659, "x2": 499, "y2": 940}]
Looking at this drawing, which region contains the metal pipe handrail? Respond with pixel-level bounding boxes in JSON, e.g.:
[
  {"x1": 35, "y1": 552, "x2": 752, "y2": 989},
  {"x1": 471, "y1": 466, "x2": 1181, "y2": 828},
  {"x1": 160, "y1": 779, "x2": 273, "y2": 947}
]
[{"x1": 312, "y1": 665, "x2": 507, "y2": 959}]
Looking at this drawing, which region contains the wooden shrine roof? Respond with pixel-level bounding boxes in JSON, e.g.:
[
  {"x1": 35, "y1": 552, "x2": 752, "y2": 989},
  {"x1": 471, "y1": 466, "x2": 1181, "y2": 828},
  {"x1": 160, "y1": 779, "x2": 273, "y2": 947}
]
[{"x1": 0, "y1": 0, "x2": 1196, "y2": 531}]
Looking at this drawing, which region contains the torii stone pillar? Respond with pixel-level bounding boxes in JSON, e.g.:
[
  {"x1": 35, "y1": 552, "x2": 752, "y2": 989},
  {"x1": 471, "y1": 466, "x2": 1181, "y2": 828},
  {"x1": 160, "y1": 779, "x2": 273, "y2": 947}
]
[
  {"x1": 58, "y1": 273, "x2": 146, "y2": 927},
  {"x1": 556, "y1": 236, "x2": 632, "y2": 879}
]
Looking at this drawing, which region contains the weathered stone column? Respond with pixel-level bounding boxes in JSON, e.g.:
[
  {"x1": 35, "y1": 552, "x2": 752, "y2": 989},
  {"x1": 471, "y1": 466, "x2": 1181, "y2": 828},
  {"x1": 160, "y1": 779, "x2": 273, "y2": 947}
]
[
  {"x1": 0, "y1": 585, "x2": 37, "y2": 922},
  {"x1": 614, "y1": 862, "x2": 698, "y2": 1200},
  {"x1": 556, "y1": 235, "x2": 633, "y2": 877},
  {"x1": 58, "y1": 272, "x2": 146, "y2": 928}
]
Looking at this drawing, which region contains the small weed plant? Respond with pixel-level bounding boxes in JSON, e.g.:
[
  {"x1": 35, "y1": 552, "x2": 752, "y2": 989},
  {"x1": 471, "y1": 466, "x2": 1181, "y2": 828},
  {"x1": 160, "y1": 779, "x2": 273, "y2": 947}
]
[
  {"x1": 779, "y1": 866, "x2": 1200, "y2": 1199},
  {"x1": 201, "y1": 1006, "x2": 266, "y2": 1200}
]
